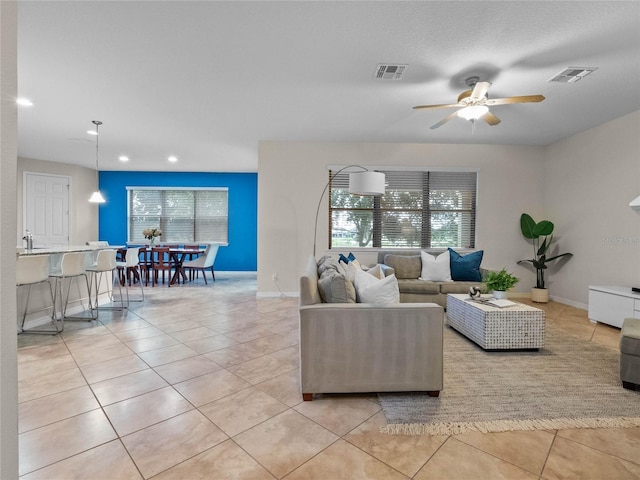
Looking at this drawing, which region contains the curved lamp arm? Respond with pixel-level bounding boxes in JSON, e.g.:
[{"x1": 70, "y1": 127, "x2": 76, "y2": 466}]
[{"x1": 313, "y1": 165, "x2": 384, "y2": 257}]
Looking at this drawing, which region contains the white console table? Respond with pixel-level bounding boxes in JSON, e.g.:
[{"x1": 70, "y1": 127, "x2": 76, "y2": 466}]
[{"x1": 588, "y1": 286, "x2": 640, "y2": 328}]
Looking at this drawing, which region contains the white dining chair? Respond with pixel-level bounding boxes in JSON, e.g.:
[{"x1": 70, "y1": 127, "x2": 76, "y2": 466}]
[
  {"x1": 86, "y1": 249, "x2": 127, "y2": 316},
  {"x1": 182, "y1": 244, "x2": 219, "y2": 284},
  {"x1": 49, "y1": 251, "x2": 94, "y2": 323},
  {"x1": 116, "y1": 247, "x2": 144, "y2": 302},
  {"x1": 16, "y1": 254, "x2": 61, "y2": 334}
]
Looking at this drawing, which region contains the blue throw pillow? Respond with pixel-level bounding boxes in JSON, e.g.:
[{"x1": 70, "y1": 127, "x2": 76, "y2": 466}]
[
  {"x1": 338, "y1": 252, "x2": 357, "y2": 264},
  {"x1": 448, "y1": 248, "x2": 483, "y2": 282}
]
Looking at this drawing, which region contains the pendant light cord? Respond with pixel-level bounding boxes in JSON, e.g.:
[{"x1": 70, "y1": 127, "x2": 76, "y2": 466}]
[{"x1": 92, "y1": 120, "x2": 102, "y2": 172}]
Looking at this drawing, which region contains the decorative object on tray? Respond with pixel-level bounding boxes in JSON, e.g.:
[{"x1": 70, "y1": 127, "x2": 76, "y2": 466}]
[
  {"x1": 484, "y1": 268, "x2": 518, "y2": 299},
  {"x1": 518, "y1": 213, "x2": 572, "y2": 303},
  {"x1": 468, "y1": 286, "x2": 482, "y2": 299},
  {"x1": 143, "y1": 227, "x2": 162, "y2": 248},
  {"x1": 466, "y1": 295, "x2": 518, "y2": 308}
]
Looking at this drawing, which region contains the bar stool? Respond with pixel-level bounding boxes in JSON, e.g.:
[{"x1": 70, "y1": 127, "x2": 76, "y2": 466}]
[
  {"x1": 116, "y1": 247, "x2": 144, "y2": 303},
  {"x1": 16, "y1": 254, "x2": 61, "y2": 334},
  {"x1": 49, "y1": 252, "x2": 94, "y2": 323},
  {"x1": 87, "y1": 249, "x2": 127, "y2": 316}
]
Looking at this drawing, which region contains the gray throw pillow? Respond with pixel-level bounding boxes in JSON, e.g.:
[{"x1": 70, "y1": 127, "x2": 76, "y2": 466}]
[{"x1": 318, "y1": 270, "x2": 356, "y2": 303}]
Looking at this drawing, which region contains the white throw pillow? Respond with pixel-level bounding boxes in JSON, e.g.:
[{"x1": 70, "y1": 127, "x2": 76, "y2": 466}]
[
  {"x1": 367, "y1": 264, "x2": 385, "y2": 280},
  {"x1": 342, "y1": 260, "x2": 362, "y2": 283},
  {"x1": 420, "y1": 250, "x2": 452, "y2": 282},
  {"x1": 354, "y1": 268, "x2": 400, "y2": 304}
]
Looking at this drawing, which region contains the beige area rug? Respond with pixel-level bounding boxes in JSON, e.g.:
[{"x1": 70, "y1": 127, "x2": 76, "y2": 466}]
[{"x1": 379, "y1": 321, "x2": 640, "y2": 436}]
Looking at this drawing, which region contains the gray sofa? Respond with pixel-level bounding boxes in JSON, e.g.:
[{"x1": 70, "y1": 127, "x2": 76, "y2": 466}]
[
  {"x1": 299, "y1": 256, "x2": 444, "y2": 401},
  {"x1": 377, "y1": 250, "x2": 489, "y2": 308}
]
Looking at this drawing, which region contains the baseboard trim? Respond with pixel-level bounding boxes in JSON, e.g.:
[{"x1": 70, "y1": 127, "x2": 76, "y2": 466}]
[
  {"x1": 549, "y1": 295, "x2": 588, "y2": 311},
  {"x1": 256, "y1": 291, "x2": 299, "y2": 299}
]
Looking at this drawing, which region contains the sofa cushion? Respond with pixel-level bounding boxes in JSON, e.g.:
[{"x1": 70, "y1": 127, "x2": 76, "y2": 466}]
[
  {"x1": 440, "y1": 281, "x2": 485, "y2": 295},
  {"x1": 397, "y1": 279, "x2": 441, "y2": 295},
  {"x1": 420, "y1": 250, "x2": 452, "y2": 282},
  {"x1": 318, "y1": 270, "x2": 356, "y2": 303},
  {"x1": 384, "y1": 254, "x2": 421, "y2": 279},
  {"x1": 448, "y1": 248, "x2": 484, "y2": 282}
]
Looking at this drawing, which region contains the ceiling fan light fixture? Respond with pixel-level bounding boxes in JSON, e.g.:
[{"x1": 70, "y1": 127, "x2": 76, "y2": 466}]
[{"x1": 457, "y1": 105, "x2": 489, "y2": 121}]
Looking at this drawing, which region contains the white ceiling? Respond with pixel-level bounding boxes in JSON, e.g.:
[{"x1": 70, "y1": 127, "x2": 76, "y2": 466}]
[{"x1": 16, "y1": 1, "x2": 640, "y2": 173}]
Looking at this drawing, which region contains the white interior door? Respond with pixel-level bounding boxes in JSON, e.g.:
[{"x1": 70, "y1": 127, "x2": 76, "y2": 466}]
[{"x1": 24, "y1": 173, "x2": 70, "y2": 248}]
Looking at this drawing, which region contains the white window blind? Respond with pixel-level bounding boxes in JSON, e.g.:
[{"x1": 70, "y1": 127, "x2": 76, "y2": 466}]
[
  {"x1": 127, "y1": 187, "x2": 228, "y2": 243},
  {"x1": 329, "y1": 170, "x2": 476, "y2": 249}
]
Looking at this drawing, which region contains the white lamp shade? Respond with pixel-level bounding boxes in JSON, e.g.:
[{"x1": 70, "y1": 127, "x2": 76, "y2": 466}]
[
  {"x1": 348, "y1": 171, "x2": 385, "y2": 196},
  {"x1": 457, "y1": 105, "x2": 489, "y2": 121},
  {"x1": 89, "y1": 191, "x2": 106, "y2": 203}
]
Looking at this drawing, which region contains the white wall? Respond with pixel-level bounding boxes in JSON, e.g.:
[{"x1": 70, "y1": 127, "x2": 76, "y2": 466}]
[
  {"x1": 543, "y1": 110, "x2": 640, "y2": 306},
  {"x1": 17, "y1": 157, "x2": 99, "y2": 246},
  {"x1": 258, "y1": 141, "x2": 545, "y2": 295}
]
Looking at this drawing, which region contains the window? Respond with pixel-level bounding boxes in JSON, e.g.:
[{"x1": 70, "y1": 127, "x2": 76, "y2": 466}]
[
  {"x1": 329, "y1": 170, "x2": 476, "y2": 249},
  {"x1": 127, "y1": 187, "x2": 228, "y2": 243}
]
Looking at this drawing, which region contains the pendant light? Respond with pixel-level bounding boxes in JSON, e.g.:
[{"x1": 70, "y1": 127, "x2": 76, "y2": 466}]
[{"x1": 88, "y1": 120, "x2": 106, "y2": 203}]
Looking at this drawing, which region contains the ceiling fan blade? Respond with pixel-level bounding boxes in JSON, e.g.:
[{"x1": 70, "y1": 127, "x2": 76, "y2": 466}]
[
  {"x1": 430, "y1": 111, "x2": 460, "y2": 129},
  {"x1": 413, "y1": 103, "x2": 461, "y2": 110},
  {"x1": 486, "y1": 95, "x2": 545, "y2": 106},
  {"x1": 470, "y1": 81, "x2": 491, "y2": 100},
  {"x1": 484, "y1": 111, "x2": 501, "y2": 126}
]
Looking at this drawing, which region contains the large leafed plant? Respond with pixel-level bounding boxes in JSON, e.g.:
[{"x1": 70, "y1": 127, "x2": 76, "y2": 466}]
[{"x1": 518, "y1": 213, "x2": 572, "y2": 289}]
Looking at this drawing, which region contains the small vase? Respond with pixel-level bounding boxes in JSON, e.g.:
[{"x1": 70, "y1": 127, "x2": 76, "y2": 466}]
[
  {"x1": 493, "y1": 290, "x2": 508, "y2": 300},
  {"x1": 149, "y1": 237, "x2": 155, "y2": 248}
]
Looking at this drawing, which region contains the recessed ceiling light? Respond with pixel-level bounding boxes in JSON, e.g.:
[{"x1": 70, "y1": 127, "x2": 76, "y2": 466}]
[
  {"x1": 119, "y1": 156, "x2": 129, "y2": 162},
  {"x1": 87, "y1": 129, "x2": 99, "y2": 135},
  {"x1": 168, "y1": 156, "x2": 178, "y2": 163},
  {"x1": 16, "y1": 98, "x2": 33, "y2": 107}
]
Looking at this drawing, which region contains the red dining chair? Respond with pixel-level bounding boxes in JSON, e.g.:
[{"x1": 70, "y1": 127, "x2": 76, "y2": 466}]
[{"x1": 151, "y1": 247, "x2": 174, "y2": 286}]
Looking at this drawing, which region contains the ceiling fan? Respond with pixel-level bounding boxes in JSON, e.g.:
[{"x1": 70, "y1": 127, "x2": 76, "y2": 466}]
[{"x1": 413, "y1": 76, "x2": 545, "y2": 130}]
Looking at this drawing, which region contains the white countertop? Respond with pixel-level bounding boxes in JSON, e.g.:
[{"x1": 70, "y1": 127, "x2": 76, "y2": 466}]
[{"x1": 16, "y1": 245, "x2": 119, "y2": 256}]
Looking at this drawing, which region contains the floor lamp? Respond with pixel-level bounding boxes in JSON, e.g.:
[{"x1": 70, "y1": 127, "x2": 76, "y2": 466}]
[{"x1": 313, "y1": 165, "x2": 385, "y2": 257}]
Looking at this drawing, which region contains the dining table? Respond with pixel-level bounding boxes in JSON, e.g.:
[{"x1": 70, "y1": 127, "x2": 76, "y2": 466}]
[
  {"x1": 118, "y1": 245, "x2": 206, "y2": 286},
  {"x1": 166, "y1": 247, "x2": 205, "y2": 285}
]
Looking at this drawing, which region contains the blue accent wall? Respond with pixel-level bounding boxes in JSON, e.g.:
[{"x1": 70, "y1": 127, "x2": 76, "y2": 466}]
[{"x1": 98, "y1": 171, "x2": 257, "y2": 271}]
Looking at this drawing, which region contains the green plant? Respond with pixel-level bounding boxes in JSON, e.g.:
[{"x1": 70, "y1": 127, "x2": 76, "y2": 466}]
[
  {"x1": 518, "y1": 213, "x2": 573, "y2": 289},
  {"x1": 485, "y1": 268, "x2": 519, "y2": 291}
]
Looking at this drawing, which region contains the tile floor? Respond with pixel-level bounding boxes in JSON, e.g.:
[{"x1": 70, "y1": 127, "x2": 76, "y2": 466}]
[{"x1": 16, "y1": 273, "x2": 640, "y2": 479}]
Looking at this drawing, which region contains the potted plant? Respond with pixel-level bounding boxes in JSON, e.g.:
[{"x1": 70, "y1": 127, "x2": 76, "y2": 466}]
[
  {"x1": 485, "y1": 268, "x2": 519, "y2": 299},
  {"x1": 518, "y1": 213, "x2": 573, "y2": 303}
]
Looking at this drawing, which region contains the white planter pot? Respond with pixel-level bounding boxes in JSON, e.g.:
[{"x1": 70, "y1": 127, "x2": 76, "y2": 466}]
[
  {"x1": 492, "y1": 290, "x2": 508, "y2": 300},
  {"x1": 531, "y1": 287, "x2": 549, "y2": 303}
]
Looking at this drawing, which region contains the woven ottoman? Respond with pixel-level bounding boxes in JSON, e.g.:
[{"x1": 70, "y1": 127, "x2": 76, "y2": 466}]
[{"x1": 620, "y1": 317, "x2": 640, "y2": 390}]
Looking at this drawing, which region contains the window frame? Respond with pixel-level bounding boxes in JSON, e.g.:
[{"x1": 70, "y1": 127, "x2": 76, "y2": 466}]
[
  {"x1": 126, "y1": 186, "x2": 229, "y2": 244},
  {"x1": 328, "y1": 167, "x2": 478, "y2": 250}
]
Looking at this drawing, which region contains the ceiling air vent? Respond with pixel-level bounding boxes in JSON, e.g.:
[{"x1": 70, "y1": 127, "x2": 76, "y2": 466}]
[
  {"x1": 374, "y1": 64, "x2": 407, "y2": 80},
  {"x1": 548, "y1": 67, "x2": 598, "y2": 83}
]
